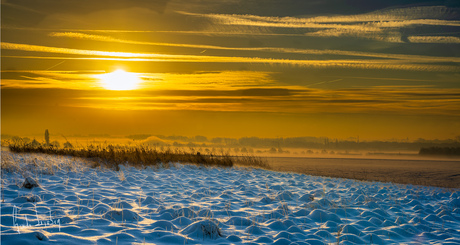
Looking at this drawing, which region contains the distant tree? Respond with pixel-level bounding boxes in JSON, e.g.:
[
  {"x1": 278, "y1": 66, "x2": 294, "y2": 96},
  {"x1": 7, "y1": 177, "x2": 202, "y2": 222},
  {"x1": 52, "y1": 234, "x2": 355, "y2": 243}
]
[
  {"x1": 45, "y1": 129, "x2": 50, "y2": 146},
  {"x1": 211, "y1": 138, "x2": 223, "y2": 144},
  {"x1": 195, "y1": 135, "x2": 208, "y2": 142}
]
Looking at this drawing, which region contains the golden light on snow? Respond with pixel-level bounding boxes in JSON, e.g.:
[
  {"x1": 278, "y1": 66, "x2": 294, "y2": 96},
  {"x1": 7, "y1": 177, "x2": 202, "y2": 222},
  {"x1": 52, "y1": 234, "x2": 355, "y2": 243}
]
[{"x1": 96, "y1": 69, "x2": 142, "y2": 91}]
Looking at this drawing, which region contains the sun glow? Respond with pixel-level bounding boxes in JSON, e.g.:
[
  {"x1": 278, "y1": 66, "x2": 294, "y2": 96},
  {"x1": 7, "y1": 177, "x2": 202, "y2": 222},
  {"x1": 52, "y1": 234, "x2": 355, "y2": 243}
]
[{"x1": 96, "y1": 69, "x2": 142, "y2": 90}]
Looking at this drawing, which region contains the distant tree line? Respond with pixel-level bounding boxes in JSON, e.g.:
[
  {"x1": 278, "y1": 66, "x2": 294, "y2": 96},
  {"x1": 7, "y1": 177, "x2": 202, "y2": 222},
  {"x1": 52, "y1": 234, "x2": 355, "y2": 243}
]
[
  {"x1": 419, "y1": 147, "x2": 460, "y2": 156},
  {"x1": 147, "y1": 135, "x2": 460, "y2": 152},
  {"x1": 4, "y1": 133, "x2": 460, "y2": 153}
]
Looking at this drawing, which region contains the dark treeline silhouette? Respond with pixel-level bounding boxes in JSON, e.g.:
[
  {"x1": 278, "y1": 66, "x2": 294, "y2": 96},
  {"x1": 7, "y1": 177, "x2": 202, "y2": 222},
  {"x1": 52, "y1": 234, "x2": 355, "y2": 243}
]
[{"x1": 419, "y1": 147, "x2": 460, "y2": 156}]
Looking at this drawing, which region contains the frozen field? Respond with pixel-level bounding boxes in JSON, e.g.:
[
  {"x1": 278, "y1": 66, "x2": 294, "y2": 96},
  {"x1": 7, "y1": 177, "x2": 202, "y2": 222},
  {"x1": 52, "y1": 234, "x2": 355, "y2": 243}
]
[{"x1": 1, "y1": 151, "x2": 460, "y2": 244}]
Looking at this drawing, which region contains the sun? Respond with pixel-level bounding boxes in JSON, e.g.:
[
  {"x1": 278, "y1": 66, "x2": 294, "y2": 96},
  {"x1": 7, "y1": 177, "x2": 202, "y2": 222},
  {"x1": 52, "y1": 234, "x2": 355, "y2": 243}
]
[{"x1": 96, "y1": 69, "x2": 142, "y2": 90}]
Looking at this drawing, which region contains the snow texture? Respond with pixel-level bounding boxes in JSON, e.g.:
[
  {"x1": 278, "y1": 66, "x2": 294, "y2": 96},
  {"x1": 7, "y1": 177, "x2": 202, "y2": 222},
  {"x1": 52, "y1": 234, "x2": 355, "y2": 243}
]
[{"x1": 1, "y1": 151, "x2": 459, "y2": 244}]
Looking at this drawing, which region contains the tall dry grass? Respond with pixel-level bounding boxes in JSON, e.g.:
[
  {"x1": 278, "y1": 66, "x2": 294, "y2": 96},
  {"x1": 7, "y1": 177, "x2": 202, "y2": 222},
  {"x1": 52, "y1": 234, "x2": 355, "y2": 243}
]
[{"x1": 6, "y1": 142, "x2": 269, "y2": 171}]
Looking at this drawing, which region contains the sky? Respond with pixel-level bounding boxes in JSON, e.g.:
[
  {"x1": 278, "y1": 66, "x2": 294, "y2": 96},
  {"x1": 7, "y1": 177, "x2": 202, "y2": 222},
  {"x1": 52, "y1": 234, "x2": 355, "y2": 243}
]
[{"x1": 1, "y1": 0, "x2": 460, "y2": 140}]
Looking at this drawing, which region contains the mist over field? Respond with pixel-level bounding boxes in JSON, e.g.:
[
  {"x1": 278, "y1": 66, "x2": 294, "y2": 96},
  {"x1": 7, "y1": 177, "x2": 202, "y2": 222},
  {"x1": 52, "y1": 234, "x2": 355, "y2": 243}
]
[{"x1": 4, "y1": 133, "x2": 460, "y2": 157}]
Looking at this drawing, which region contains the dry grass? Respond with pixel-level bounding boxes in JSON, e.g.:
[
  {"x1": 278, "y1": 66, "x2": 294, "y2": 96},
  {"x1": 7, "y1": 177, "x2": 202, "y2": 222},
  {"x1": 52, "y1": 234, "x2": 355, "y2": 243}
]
[
  {"x1": 1, "y1": 149, "x2": 87, "y2": 176},
  {"x1": 6, "y1": 143, "x2": 269, "y2": 171},
  {"x1": 233, "y1": 154, "x2": 270, "y2": 169}
]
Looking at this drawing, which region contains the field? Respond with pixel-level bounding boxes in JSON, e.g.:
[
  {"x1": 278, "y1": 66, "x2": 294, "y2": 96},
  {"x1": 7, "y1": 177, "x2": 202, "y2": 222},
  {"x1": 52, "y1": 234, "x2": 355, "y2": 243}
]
[
  {"x1": 1, "y1": 151, "x2": 460, "y2": 244},
  {"x1": 268, "y1": 156, "x2": 460, "y2": 189}
]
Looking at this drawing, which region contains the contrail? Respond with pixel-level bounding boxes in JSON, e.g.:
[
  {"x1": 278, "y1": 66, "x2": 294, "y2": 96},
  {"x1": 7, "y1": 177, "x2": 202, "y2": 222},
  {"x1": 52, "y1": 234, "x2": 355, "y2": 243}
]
[
  {"x1": 45, "y1": 60, "x2": 66, "y2": 70},
  {"x1": 307, "y1": 79, "x2": 343, "y2": 87}
]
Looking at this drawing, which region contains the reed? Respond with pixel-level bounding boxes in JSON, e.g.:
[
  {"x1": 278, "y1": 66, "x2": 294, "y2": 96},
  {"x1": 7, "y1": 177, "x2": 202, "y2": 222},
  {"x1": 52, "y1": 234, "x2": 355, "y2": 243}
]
[{"x1": 7, "y1": 142, "x2": 269, "y2": 170}]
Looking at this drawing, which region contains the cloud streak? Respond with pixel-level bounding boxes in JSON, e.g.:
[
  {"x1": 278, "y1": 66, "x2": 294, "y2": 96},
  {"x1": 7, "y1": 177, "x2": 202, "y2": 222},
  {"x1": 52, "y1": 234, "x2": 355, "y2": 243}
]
[
  {"x1": 5, "y1": 55, "x2": 459, "y2": 72},
  {"x1": 185, "y1": 6, "x2": 460, "y2": 43},
  {"x1": 1, "y1": 42, "x2": 182, "y2": 59},
  {"x1": 49, "y1": 32, "x2": 460, "y2": 63},
  {"x1": 70, "y1": 86, "x2": 460, "y2": 116},
  {"x1": 3, "y1": 42, "x2": 459, "y2": 72}
]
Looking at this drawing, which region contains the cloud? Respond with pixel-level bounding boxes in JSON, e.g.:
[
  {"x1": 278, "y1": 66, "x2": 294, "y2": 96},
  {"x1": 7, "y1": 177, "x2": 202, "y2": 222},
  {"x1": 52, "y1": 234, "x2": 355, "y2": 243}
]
[
  {"x1": 185, "y1": 6, "x2": 460, "y2": 43},
  {"x1": 0, "y1": 70, "x2": 277, "y2": 90},
  {"x1": 49, "y1": 31, "x2": 238, "y2": 50},
  {"x1": 4, "y1": 56, "x2": 459, "y2": 73},
  {"x1": 0, "y1": 70, "x2": 102, "y2": 89},
  {"x1": 3, "y1": 68, "x2": 459, "y2": 115},
  {"x1": 49, "y1": 32, "x2": 460, "y2": 64},
  {"x1": 0, "y1": 42, "x2": 178, "y2": 58},
  {"x1": 3, "y1": 40, "x2": 459, "y2": 72},
  {"x1": 71, "y1": 86, "x2": 460, "y2": 115}
]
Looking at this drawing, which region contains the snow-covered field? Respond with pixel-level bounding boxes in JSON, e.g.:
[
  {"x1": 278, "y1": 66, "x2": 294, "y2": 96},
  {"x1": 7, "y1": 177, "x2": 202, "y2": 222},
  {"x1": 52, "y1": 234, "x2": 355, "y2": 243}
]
[{"x1": 1, "y1": 151, "x2": 460, "y2": 244}]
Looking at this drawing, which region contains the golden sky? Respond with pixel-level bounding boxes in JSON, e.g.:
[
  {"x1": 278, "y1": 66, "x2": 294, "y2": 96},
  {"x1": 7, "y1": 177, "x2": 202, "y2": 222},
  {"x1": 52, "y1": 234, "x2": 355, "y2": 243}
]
[{"x1": 1, "y1": 0, "x2": 460, "y2": 140}]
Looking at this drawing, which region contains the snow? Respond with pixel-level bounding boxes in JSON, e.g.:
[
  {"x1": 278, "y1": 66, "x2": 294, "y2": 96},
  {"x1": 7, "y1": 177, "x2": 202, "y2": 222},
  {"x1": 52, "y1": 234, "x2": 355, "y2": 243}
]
[{"x1": 1, "y1": 151, "x2": 460, "y2": 244}]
